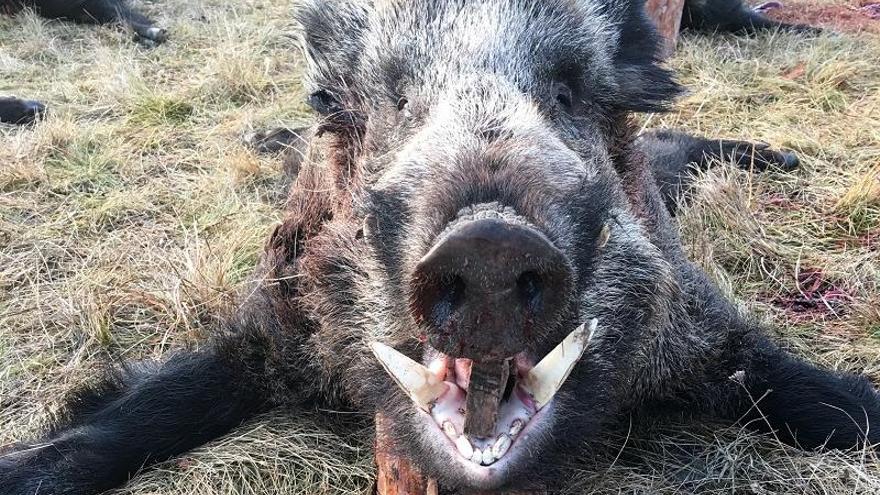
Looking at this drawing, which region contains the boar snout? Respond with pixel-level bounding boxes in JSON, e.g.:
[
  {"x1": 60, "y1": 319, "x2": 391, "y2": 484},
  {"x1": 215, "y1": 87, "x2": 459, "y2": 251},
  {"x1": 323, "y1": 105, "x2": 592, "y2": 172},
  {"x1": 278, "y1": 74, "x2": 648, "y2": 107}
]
[{"x1": 410, "y1": 215, "x2": 571, "y2": 360}]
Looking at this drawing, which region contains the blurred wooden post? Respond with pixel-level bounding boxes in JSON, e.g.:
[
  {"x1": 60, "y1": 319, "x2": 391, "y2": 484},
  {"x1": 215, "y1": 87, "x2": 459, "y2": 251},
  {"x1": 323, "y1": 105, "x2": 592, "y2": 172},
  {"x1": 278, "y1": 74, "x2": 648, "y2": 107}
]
[
  {"x1": 645, "y1": 0, "x2": 686, "y2": 55},
  {"x1": 374, "y1": 413, "x2": 546, "y2": 494},
  {"x1": 375, "y1": 413, "x2": 438, "y2": 495}
]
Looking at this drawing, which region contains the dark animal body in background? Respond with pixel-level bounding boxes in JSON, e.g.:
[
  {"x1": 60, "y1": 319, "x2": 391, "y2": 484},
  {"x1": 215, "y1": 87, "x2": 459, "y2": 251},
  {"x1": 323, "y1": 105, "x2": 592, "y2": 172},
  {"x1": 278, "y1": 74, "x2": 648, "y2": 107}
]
[
  {"x1": 1, "y1": 0, "x2": 166, "y2": 126},
  {"x1": 1, "y1": 1, "x2": 874, "y2": 495},
  {"x1": 0, "y1": 96, "x2": 46, "y2": 125},
  {"x1": 683, "y1": 0, "x2": 818, "y2": 33},
  {"x1": 637, "y1": 130, "x2": 800, "y2": 211},
  {"x1": 2, "y1": 0, "x2": 167, "y2": 44},
  {"x1": 246, "y1": 126, "x2": 312, "y2": 180}
]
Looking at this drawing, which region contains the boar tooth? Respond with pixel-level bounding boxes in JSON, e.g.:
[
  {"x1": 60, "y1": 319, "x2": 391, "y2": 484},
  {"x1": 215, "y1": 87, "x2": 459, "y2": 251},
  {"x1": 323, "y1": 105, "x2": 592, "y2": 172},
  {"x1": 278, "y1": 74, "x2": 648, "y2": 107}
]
[
  {"x1": 471, "y1": 448, "x2": 483, "y2": 464},
  {"x1": 481, "y1": 448, "x2": 495, "y2": 465},
  {"x1": 521, "y1": 319, "x2": 597, "y2": 410},
  {"x1": 369, "y1": 342, "x2": 447, "y2": 412},
  {"x1": 509, "y1": 419, "x2": 524, "y2": 437},
  {"x1": 456, "y1": 435, "x2": 474, "y2": 459},
  {"x1": 492, "y1": 434, "x2": 512, "y2": 459},
  {"x1": 442, "y1": 421, "x2": 458, "y2": 438}
]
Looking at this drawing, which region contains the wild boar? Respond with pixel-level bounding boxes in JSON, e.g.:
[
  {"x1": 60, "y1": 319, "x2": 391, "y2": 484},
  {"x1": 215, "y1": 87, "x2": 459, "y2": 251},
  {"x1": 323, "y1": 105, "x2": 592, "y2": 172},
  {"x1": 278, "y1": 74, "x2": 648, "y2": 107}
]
[
  {"x1": 3, "y1": 0, "x2": 166, "y2": 44},
  {"x1": 0, "y1": 1, "x2": 873, "y2": 494}
]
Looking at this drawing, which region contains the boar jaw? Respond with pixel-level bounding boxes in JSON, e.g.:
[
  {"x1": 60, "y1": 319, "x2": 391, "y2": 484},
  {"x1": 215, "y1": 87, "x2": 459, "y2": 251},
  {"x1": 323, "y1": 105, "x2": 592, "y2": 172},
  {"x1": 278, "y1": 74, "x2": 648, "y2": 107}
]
[{"x1": 369, "y1": 320, "x2": 596, "y2": 467}]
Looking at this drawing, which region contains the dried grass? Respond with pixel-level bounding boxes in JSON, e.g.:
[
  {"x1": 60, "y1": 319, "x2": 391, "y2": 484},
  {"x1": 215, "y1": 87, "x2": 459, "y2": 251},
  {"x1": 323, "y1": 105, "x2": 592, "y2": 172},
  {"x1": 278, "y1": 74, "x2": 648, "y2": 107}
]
[{"x1": 1, "y1": 0, "x2": 879, "y2": 493}]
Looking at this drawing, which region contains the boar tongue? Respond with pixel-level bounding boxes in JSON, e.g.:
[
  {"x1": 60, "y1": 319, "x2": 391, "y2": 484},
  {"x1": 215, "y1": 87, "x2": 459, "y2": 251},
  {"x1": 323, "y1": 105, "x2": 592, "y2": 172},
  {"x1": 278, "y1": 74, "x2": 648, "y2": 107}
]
[{"x1": 463, "y1": 359, "x2": 510, "y2": 438}]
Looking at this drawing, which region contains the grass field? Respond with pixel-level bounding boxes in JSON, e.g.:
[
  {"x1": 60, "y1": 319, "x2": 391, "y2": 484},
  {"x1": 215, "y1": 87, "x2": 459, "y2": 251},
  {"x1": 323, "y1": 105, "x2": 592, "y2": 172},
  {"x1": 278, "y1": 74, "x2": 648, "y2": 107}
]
[{"x1": 1, "y1": 0, "x2": 879, "y2": 493}]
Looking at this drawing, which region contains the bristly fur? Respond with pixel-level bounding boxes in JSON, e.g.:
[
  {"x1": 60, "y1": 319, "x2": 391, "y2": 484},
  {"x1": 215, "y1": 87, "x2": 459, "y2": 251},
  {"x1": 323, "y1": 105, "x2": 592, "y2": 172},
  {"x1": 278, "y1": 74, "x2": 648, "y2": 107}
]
[{"x1": 0, "y1": 1, "x2": 874, "y2": 494}]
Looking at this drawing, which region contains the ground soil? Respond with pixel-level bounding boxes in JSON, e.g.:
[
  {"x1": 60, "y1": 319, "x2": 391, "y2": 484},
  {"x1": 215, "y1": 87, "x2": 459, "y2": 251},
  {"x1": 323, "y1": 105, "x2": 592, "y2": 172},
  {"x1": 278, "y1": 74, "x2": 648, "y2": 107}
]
[{"x1": 767, "y1": 0, "x2": 880, "y2": 33}]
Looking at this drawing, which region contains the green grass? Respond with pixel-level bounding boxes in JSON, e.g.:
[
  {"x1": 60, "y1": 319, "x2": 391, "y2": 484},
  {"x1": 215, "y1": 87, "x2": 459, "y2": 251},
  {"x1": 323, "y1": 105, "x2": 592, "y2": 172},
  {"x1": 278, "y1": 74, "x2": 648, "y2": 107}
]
[
  {"x1": 1, "y1": 0, "x2": 879, "y2": 493},
  {"x1": 130, "y1": 94, "x2": 195, "y2": 126}
]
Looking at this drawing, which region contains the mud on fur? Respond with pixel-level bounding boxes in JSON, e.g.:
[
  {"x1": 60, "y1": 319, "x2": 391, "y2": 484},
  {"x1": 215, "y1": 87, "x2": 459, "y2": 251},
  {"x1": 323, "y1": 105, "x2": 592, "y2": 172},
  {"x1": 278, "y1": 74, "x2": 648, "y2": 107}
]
[{"x1": 0, "y1": 0, "x2": 877, "y2": 494}]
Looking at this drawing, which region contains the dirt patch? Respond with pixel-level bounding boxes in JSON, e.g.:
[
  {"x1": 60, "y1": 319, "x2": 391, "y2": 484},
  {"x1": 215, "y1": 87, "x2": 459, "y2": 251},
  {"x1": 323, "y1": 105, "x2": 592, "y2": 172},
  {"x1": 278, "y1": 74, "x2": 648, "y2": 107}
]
[
  {"x1": 769, "y1": 267, "x2": 853, "y2": 321},
  {"x1": 766, "y1": 0, "x2": 880, "y2": 34}
]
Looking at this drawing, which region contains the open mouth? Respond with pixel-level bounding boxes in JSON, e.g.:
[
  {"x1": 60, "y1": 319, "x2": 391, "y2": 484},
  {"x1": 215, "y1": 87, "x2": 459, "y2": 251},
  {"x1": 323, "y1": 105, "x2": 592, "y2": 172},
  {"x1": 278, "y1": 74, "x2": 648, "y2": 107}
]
[{"x1": 370, "y1": 319, "x2": 597, "y2": 467}]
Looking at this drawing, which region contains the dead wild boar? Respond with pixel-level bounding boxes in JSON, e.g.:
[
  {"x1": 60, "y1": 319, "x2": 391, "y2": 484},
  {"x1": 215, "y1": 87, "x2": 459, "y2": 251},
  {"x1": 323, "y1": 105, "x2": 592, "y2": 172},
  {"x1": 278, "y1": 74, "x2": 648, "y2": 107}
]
[
  {"x1": 1, "y1": 0, "x2": 166, "y2": 125},
  {"x1": 0, "y1": 96, "x2": 46, "y2": 125},
  {"x1": 2, "y1": 0, "x2": 166, "y2": 44},
  {"x1": 0, "y1": 0, "x2": 875, "y2": 493},
  {"x1": 682, "y1": 0, "x2": 818, "y2": 34}
]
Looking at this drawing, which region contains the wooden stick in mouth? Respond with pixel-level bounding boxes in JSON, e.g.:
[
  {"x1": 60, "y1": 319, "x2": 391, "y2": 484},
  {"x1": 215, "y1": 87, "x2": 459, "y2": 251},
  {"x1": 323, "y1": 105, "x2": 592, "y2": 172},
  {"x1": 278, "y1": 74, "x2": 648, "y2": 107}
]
[{"x1": 463, "y1": 359, "x2": 511, "y2": 439}]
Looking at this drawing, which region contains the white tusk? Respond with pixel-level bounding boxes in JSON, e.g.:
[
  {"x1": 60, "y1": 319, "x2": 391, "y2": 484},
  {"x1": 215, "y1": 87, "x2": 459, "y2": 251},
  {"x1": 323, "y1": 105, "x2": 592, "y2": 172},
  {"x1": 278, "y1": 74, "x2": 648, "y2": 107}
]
[
  {"x1": 521, "y1": 319, "x2": 597, "y2": 410},
  {"x1": 369, "y1": 342, "x2": 448, "y2": 412}
]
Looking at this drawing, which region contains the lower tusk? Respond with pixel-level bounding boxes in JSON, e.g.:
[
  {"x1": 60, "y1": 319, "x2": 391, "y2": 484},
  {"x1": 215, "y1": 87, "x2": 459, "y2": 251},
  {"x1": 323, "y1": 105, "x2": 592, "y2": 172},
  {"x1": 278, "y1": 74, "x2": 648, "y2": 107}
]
[
  {"x1": 370, "y1": 341, "x2": 448, "y2": 412},
  {"x1": 521, "y1": 319, "x2": 597, "y2": 410}
]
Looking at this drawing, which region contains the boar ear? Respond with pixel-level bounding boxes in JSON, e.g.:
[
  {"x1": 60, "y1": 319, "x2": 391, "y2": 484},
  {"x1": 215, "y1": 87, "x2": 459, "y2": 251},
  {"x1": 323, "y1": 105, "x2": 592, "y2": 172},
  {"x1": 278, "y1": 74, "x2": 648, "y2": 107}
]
[
  {"x1": 610, "y1": 0, "x2": 684, "y2": 113},
  {"x1": 295, "y1": 0, "x2": 370, "y2": 114}
]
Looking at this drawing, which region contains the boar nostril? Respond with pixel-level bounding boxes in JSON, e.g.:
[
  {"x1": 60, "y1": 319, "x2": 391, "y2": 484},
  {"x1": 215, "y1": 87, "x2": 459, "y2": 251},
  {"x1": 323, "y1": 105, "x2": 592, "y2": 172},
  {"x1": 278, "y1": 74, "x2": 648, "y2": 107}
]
[
  {"x1": 411, "y1": 273, "x2": 466, "y2": 330},
  {"x1": 516, "y1": 271, "x2": 543, "y2": 313},
  {"x1": 429, "y1": 275, "x2": 466, "y2": 327}
]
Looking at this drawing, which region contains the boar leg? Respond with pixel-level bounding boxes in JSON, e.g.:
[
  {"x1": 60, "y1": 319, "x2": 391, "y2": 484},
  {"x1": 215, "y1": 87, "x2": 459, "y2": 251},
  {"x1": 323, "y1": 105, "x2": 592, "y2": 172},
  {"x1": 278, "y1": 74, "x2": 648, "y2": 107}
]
[
  {"x1": 37, "y1": 0, "x2": 167, "y2": 44},
  {"x1": 246, "y1": 126, "x2": 313, "y2": 154},
  {"x1": 637, "y1": 130, "x2": 799, "y2": 213},
  {"x1": 681, "y1": 0, "x2": 820, "y2": 35},
  {"x1": 0, "y1": 96, "x2": 47, "y2": 125},
  {"x1": 246, "y1": 126, "x2": 314, "y2": 189},
  {"x1": 115, "y1": 2, "x2": 168, "y2": 44},
  {"x1": 703, "y1": 333, "x2": 880, "y2": 450},
  {"x1": 0, "y1": 318, "x2": 284, "y2": 494}
]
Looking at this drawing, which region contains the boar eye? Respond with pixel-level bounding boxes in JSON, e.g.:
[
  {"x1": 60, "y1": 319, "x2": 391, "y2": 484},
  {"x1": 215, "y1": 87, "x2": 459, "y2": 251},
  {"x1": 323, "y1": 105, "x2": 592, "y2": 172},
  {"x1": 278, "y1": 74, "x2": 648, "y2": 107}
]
[
  {"x1": 553, "y1": 82, "x2": 573, "y2": 110},
  {"x1": 396, "y1": 97, "x2": 413, "y2": 119},
  {"x1": 307, "y1": 89, "x2": 342, "y2": 116}
]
